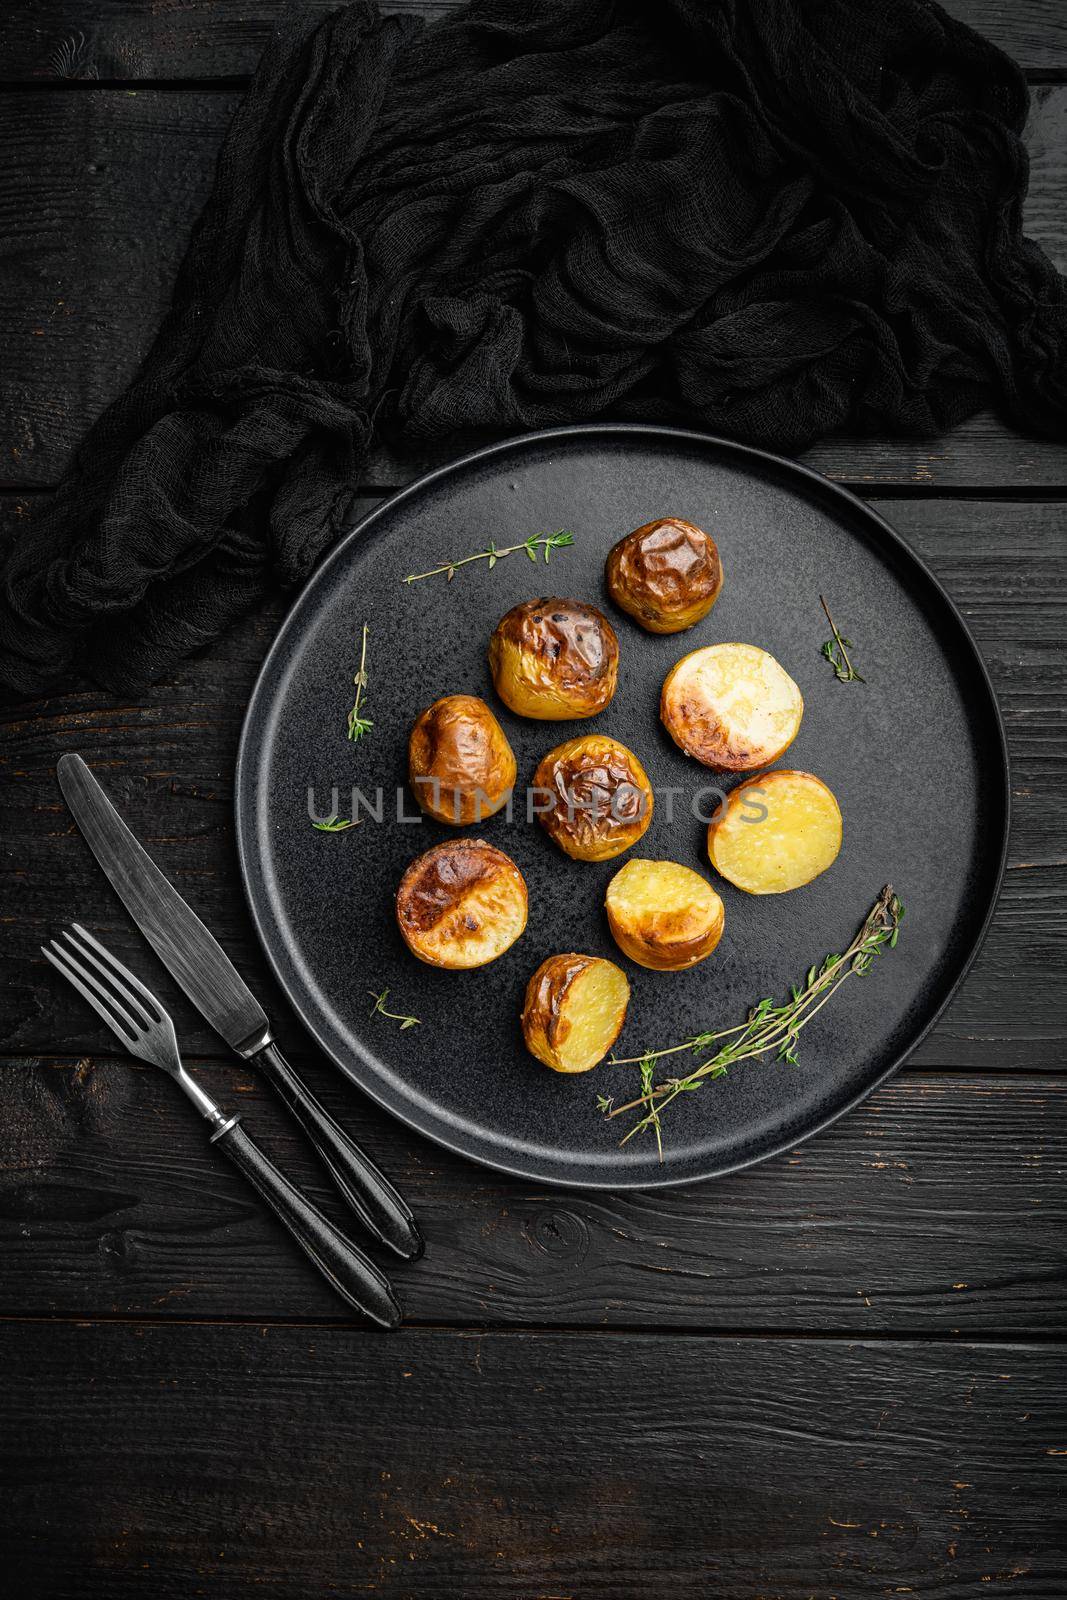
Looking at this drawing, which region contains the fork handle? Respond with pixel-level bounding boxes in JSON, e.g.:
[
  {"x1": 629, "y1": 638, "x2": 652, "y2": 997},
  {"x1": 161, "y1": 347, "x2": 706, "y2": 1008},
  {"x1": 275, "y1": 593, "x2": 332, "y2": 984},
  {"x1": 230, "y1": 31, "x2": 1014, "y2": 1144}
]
[
  {"x1": 211, "y1": 1117, "x2": 402, "y2": 1329},
  {"x1": 250, "y1": 1041, "x2": 423, "y2": 1261}
]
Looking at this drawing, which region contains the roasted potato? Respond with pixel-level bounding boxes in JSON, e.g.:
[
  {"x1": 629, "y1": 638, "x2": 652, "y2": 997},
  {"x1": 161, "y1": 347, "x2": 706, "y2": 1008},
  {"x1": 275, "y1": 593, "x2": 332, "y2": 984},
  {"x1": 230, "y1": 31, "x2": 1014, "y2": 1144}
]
[
  {"x1": 605, "y1": 858, "x2": 725, "y2": 971},
  {"x1": 396, "y1": 839, "x2": 528, "y2": 968},
  {"x1": 488, "y1": 597, "x2": 619, "y2": 719},
  {"x1": 661, "y1": 642, "x2": 803, "y2": 771},
  {"x1": 606, "y1": 517, "x2": 723, "y2": 633},
  {"x1": 408, "y1": 694, "x2": 516, "y2": 825},
  {"x1": 521, "y1": 953, "x2": 631, "y2": 1074},
  {"x1": 708, "y1": 770, "x2": 842, "y2": 894},
  {"x1": 533, "y1": 734, "x2": 654, "y2": 862}
]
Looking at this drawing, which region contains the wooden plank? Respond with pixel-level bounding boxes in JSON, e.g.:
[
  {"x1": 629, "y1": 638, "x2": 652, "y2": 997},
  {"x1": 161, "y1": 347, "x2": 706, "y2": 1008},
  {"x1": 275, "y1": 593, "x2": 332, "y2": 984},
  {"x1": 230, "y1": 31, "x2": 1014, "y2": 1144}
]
[
  {"x1": 1, "y1": 87, "x2": 1066, "y2": 492},
  {"x1": 3, "y1": 1058, "x2": 1066, "y2": 1331},
  {"x1": 1, "y1": 494, "x2": 1062, "y2": 1070},
  {"x1": 1, "y1": 1320, "x2": 1063, "y2": 1599},
  {"x1": 370, "y1": 412, "x2": 1067, "y2": 493},
  {"x1": 0, "y1": 0, "x2": 1065, "y2": 80}
]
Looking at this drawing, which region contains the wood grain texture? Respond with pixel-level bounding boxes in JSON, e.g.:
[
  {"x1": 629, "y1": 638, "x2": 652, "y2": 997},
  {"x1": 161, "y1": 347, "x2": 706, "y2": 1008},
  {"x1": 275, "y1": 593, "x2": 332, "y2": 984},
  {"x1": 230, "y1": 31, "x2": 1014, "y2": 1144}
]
[
  {"x1": 0, "y1": 0, "x2": 1065, "y2": 79},
  {"x1": 1, "y1": 87, "x2": 1065, "y2": 492},
  {"x1": 0, "y1": 1, "x2": 1063, "y2": 1588},
  {"x1": 2, "y1": 1320, "x2": 1064, "y2": 1600},
  {"x1": 1, "y1": 495, "x2": 1062, "y2": 1070},
  {"x1": 3, "y1": 1057, "x2": 1066, "y2": 1331}
]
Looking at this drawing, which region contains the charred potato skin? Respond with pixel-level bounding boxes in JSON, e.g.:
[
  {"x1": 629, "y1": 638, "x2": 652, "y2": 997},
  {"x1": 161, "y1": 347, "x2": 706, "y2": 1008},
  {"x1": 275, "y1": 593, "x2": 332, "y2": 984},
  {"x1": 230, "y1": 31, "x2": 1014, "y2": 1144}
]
[
  {"x1": 533, "y1": 734, "x2": 654, "y2": 862},
  {"x1": 488, "y1": 597, "x2": 619, "y2": 720},
  {"x1": 521, "y1": 953, "x2": 630, "y2": 1074},
  {"x1": 408, "y1": 694, "x2": 517, "y2": 825},
  {"x1": 606, "y1": 859, "x2": 725, "y2": 971},
  {"x1": 606, "y1": 518, "x2": 723, "y2": 634},
  {"x1": 660, "y1": 642, "x2": 804, "y2": 772},
  {"x1": 396, "y1": 839, "x2": 528, "y2": 969}
]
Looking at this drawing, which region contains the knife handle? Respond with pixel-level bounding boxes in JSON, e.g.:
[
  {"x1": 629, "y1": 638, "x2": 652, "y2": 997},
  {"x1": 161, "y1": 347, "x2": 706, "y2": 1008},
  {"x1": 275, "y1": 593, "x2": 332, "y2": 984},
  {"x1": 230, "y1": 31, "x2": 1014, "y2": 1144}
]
[
  {"x1": 211, "y1": 1117, "x2": 402, "y2": 1329},
  {"x1": 250, "y1": 1041, "x2": 424, "y2": 1261}
]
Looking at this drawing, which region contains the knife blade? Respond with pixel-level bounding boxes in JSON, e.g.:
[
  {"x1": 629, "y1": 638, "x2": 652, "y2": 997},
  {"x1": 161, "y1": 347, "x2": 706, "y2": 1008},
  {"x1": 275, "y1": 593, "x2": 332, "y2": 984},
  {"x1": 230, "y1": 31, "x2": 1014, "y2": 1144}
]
[
  {"x1": 57, "y1": 753, "x2": 270, "y2": 1056},
  {"x1": 56, "y1": 752, "x2": 423, "y2": 1260}
]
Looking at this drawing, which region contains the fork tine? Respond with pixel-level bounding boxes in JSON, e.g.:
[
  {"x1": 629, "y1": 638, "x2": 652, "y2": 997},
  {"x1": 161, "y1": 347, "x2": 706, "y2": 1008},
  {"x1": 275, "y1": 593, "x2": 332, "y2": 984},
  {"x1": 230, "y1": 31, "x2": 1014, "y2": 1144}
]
[
  {"x1": 63, "y1": 925, "x2": 157, "y2": 1030},
  {"x1": 69, "y1": 923, "x2": 164, "y2": 1024},
  {"x1": 51, "y1": 934, "x2": 150, "y2": 1030},
  {"x1": 42, "y1": 942, "x2": 141, "y2": 1048}
]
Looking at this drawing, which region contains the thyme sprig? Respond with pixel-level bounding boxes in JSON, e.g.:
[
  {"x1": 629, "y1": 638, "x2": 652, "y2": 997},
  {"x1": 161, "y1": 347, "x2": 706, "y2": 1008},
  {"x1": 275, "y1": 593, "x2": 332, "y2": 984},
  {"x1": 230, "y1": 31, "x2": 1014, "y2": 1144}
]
[
  {"x1": 820, "y1": 594, "x2": 864, "y2": 683},
  {"x1": 606, "y1": 886, "x2": 904, "y2": 1155},
  {"x1": 403, "y1": 529, "x2": 574, "y2": 585},
  {"x1": 347, "y1": 622, "x2": 373, "y2": 741},
  {"x1": 369, "y1": 989, "x2": 420, "y2": 1030},
  {"x1": 311, "y1": 814, "x2": 359, "y2": 832}
]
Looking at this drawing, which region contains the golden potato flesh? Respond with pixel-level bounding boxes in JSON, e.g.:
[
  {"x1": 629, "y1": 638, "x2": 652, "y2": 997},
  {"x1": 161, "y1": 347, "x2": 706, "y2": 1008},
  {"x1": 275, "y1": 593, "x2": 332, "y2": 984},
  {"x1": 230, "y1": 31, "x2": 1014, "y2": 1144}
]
[
  {"x1": 661, "y1": 642, "x2": 803, "y2": 772},
  {"x1": 606, "y1": 517, "x2": 723, "y2": 633},
  {"x1": 708, "y1": 770, "x2": 842, "y2": 894},
  {"x1": 408, "y1": 694, "x2": 517, "y2": 825},
  {"x1": 533, "y1": 734, "x2": 653, "y2": 862},
  {"x1": 488, "y1": 597, "x2": 619, "y2": 720},
  {"x1": 396, "y1": 839, "x2": 528, "y2": 968},
  {"x1": 521, "y1": 953, "x2": 631, "y2": 1074},
  {"x1": 606, "y1": 858, "x2": 725, "y2": 971}
]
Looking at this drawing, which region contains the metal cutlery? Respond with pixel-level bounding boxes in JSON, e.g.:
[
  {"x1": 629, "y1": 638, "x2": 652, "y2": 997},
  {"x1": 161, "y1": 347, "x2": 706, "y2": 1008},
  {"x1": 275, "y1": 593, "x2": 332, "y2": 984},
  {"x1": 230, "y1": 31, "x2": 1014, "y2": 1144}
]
[
  {"x1": 43, "y1": 923, "x2": 402, "y2": 1329},
  {"x1": 56, "y1": 752, "x2": 422, "y2": 1261}
]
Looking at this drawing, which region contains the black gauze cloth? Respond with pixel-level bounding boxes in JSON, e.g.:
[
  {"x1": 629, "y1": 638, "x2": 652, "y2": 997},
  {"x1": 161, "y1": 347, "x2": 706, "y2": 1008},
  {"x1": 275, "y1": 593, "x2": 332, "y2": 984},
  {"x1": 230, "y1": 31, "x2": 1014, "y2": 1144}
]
[{"x1": 2, "y1": 0, "x2": 1064, "y2": 693}]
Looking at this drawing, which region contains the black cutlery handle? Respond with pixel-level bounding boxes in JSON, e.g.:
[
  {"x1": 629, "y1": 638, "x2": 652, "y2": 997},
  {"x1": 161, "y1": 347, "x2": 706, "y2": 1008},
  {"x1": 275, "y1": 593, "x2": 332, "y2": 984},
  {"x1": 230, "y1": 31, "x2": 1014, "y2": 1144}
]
[
  {"x1": 212, "y1": 1117, "x2": 402, "y2": 1328},
  {"x1": 250, "y1": 1041, "x2": 423, "y2": 1261}
]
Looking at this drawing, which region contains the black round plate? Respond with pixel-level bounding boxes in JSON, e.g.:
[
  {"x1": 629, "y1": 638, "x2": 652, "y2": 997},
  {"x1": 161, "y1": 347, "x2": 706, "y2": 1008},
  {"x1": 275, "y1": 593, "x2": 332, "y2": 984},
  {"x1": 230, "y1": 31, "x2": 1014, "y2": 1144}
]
[{"x1": 235, "y1": 425, "x2": 1008, "y2": 1189}]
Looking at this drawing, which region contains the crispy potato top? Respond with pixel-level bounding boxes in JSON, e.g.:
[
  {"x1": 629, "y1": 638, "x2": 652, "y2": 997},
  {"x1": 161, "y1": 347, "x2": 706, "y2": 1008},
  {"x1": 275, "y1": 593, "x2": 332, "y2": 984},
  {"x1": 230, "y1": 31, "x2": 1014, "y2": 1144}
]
[
  {"x1": 523, "y1": 952, "x2": 592, "y2": 1046},
  {"x1": 521, "y1": 952, "x2": 631, "y2": 1073},
  {"x1": 533, "y1": 734, "x2": 653, "y2": 859},
  {"x1": 395, "y1": 840, "x2": 528, "y2": 969},
  {"x1": 605, "y1": 857, "x2": 725, "y2": 970},
  {"x1": 661, "y1": 642, "x2": 803, "y2": 771},
  {"x1": 397, "y1": 839, "x2": 521, "y2": 936},
  {"x1": 606, "y1": 518, "x2": 722, "y2": 631},
  {"x1": 408, "y1": 694, "x2": 516, "y2": 823},
  {"x1": 489, "y1": 596, "x2": 619, "y2": 715},
  {"x1": 607, "y1": 858, "x2": 722, "y2": 934}
]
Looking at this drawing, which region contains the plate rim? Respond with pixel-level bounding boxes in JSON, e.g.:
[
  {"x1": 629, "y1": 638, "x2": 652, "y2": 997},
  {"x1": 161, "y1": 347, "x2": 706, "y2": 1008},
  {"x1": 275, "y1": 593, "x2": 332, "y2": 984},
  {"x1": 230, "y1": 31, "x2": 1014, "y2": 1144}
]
[{"x1": 234, "y1": 422, "x2": 1011, "y2": 1190}]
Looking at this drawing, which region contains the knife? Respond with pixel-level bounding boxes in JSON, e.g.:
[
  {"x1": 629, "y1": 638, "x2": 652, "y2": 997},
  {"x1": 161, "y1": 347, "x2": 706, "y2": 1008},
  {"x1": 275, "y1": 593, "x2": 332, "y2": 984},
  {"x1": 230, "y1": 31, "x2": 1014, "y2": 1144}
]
[{"x1": 57, "y1": 752, "x2": 423, "y2": 1261}]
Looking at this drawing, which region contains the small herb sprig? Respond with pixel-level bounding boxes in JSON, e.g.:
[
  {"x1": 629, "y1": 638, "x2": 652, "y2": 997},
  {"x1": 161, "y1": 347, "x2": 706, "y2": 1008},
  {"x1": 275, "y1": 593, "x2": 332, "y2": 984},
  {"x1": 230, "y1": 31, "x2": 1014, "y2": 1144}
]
[
  {"x1": 347, "y1": 622, "x2": 373, "y2": 742},
  {"x1": 403, "y1": 529, "x2": 574, "y2": 585},
  {"x1": 820, "y1": 595, "x2": 864, "y2": 683},
  {"x1": 369, "y1": 989, "x2": 420, "y2": 1030},
  {"x1": 311, "y1": 814, "x2": 359, "y2": 833},
  {"x1": 605, "y1": 886, "x2": 904, "y2": 1155}
]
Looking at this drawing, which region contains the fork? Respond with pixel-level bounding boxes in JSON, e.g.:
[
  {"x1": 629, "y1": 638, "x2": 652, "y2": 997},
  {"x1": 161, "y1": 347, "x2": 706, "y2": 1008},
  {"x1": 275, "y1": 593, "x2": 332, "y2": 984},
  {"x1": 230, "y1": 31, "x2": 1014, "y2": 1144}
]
[{"x1": 42, "y1": 924, "x2": 402, "y2": 1329}]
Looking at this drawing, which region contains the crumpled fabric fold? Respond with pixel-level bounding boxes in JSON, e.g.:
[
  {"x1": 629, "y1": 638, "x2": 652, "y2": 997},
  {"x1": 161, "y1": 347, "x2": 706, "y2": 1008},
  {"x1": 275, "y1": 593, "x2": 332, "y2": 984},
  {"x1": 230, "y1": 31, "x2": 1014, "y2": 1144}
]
[{"x1": 1, "y1": 0, "x2": 1063, "y2": 693}]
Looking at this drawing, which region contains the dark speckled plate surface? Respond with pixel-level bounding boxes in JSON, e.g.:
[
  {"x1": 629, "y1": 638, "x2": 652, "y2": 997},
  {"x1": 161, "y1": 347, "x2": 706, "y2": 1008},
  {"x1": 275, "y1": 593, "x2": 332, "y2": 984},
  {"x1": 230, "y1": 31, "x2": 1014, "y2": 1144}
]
[{"x1": 234, "y1": 425, "x2": 1008, "y2": 1188}]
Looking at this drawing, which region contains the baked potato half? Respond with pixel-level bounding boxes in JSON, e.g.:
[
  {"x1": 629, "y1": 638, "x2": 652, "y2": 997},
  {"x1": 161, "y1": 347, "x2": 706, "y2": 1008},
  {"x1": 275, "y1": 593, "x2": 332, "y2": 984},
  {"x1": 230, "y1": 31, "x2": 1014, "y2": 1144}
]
[
  {"x1": 708, "y1": 770, "x2": 842, "y2": 894},
  {"x1": 396, "y1": 839, "x2": 528, "y2": 968},
  {"x1": 488, "y1": 597, "x2": 619, "y2": 719},
  {"x1": 533, "y1": 734, "x2": 654, "y2": 862},
  {"x1": 605, "y1": 857, "x2": 725, "y2": 971},
  {"x1": 661, "y1": 642, "x2": 803, "y2": 771},
  {"x1": 521, "y1": 953, "x2": 631, "y2": 1074},
  {"x1": 606, "y1": 517, "x2": 723, "y2": 633},
  {"x1": 408, "y1": 694, "x2": 516, "y2": 825}
]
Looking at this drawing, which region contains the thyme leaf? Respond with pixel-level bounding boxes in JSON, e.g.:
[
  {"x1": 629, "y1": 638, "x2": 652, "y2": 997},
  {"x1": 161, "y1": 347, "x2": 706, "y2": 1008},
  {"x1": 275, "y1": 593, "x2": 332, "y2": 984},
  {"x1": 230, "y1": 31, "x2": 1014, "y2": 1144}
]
[
  {"x1": 605, "y1": 886, "x2": 904, "y2": 1158},
  {"x1": 819, "y1": 594, "x2": 864, "y2": 683},
  {"x1": 403, "y1": 530, "x2": 575, "y2": 585},
  {"x1": 369, "y1": 989, "x2": 421, "y2": 1031},
  {"x1": 347, "y1": 623, "x2": 373, "y2": 742}
]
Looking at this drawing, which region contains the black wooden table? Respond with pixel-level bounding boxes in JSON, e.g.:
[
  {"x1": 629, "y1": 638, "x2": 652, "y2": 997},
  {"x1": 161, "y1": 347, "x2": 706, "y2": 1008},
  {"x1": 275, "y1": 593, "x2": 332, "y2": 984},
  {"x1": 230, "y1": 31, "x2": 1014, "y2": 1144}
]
[{"x1": 1, "y1": 4, "x2": 1065, "y2": 1596}]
